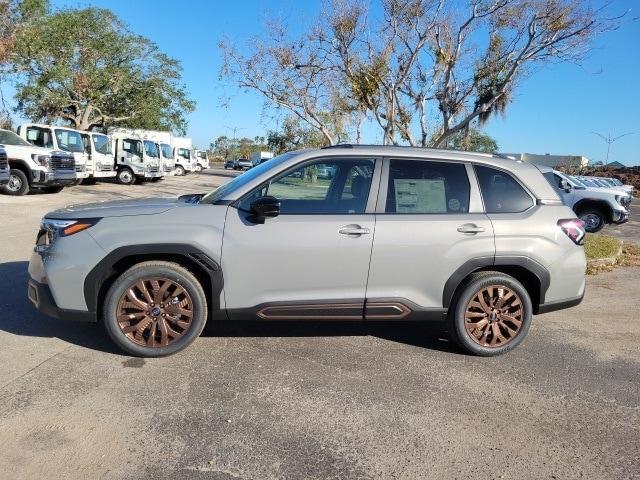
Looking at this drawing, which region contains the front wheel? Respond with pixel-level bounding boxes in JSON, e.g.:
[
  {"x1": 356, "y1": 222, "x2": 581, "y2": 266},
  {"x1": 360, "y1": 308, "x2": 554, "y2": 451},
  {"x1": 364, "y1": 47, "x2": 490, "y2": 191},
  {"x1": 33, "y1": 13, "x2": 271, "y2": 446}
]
[
  {"x1": 3, "y1": 169, "x2": 30, "y2": 196},
  {"x1": 578, "y1": 209, "x2": 606, "y2": 233},
  {"x1": 449, "y1": 272, "x2": 532, "y2": 356},
  {"x1": 116, "y1": 167, "x2": 135, "y2": 185},
  {"x1": 174, "y1": 165, "x2": 186, "y2": 176},
  {"x1": 103, "y1": 261, "x2": 208, "y2": 357}
]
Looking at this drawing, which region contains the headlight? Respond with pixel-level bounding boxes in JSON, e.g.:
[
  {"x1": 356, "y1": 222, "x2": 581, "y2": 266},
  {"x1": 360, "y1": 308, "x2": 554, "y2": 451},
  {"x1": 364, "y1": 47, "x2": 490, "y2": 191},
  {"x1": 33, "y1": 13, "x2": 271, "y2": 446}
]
[
  {"x1": 615, "y1": 195, "x2": 629, "y2": 207},
  {"x1": 32, "y1": 154, "x2": 51, "y2": 167},
  {"x1": 40, "y1": 217, "x2": 101, "y2": 244}
]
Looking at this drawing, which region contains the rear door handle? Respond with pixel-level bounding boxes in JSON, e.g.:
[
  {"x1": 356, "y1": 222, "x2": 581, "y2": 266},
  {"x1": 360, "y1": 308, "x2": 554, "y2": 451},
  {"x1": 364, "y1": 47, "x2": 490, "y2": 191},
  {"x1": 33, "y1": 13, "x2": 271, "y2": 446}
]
[
  {"x1": 339, "y1": 224, "x2": 371, "y2": 236},
  {"x1": 457, "y1": 224, "x2": 485, "y2": 234}
]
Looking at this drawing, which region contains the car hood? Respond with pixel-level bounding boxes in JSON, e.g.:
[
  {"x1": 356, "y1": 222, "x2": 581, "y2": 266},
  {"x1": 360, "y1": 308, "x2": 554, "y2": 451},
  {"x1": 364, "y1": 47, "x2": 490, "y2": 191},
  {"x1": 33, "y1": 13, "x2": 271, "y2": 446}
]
[{"x1": 47, "y1": 197, "x2": 183, "y2": 219}]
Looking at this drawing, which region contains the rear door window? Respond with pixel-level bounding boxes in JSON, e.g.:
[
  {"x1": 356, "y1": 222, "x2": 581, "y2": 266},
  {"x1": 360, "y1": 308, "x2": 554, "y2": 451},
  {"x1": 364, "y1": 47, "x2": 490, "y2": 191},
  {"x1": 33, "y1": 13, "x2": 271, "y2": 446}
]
[
  {"x1": 474, "y1": 165, "x2": 533, "y2": 213},
  {"x1": 385, "y1": 159, "x2": 470, "y2": 214}
]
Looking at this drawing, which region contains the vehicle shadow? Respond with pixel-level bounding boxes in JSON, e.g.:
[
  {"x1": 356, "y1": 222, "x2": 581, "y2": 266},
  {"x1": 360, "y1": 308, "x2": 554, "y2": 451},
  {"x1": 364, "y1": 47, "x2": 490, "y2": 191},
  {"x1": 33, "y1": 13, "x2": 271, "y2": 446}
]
[
  {"x1": 0, "y1": 261, "x2": 457, "y2": 355},
  {"x1": 204, "y1": 318, "x2": 456, "y2": 354},
  {"x1": 0, "y1": 261, "x2": 120, "y2": 354}
]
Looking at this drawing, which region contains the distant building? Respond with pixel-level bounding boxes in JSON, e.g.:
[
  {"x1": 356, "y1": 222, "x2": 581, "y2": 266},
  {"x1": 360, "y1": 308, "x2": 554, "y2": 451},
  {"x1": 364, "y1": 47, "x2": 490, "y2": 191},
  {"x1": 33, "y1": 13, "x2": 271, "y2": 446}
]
[
  {"x1": 502, "y1": 153, "x2": 589, "y2": 169},
  {"x1": 606, "y1": 161, "x2": 625, "y2": 169}
]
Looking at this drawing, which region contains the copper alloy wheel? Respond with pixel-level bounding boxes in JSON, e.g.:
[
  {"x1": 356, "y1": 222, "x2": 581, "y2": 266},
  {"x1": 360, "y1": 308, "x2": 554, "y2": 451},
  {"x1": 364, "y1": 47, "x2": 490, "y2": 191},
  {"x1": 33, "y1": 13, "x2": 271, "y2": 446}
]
[
  {"x1": 464, "y1": 285, "x2": 523, "y2": 348},
  {"x1": 116, "y1": 277, "x2": 194, "y2": 347}
]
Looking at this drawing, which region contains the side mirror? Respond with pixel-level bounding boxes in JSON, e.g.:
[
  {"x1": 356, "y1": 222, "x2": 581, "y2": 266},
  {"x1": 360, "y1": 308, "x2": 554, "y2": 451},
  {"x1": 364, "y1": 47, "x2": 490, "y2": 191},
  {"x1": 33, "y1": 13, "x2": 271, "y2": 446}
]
[
  {"x1": 250, "y1": 196, "x2": 280, "y2": 222},
  {"x1": 560, "y1": 179, "x2": 571, "y2": 193}
]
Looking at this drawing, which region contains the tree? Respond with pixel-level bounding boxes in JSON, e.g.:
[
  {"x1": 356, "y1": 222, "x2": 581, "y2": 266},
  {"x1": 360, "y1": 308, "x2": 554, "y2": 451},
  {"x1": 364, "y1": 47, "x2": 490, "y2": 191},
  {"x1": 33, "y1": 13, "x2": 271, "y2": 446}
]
[
  {"x1": 10, "y1": 7, "x2": 194, "y2": 132},
  {"x1": 267, "y1": 116, "x2": 329, "y2": 154},
  {"x1": 447, "y1": 127, "x2": 498, "y2": 153},
  {"x1": 210, "y1": 134, "x2": 269, "y2": 160},
  {"x1": 222, "y1": 0, "x2": 618, "y2": 147}
]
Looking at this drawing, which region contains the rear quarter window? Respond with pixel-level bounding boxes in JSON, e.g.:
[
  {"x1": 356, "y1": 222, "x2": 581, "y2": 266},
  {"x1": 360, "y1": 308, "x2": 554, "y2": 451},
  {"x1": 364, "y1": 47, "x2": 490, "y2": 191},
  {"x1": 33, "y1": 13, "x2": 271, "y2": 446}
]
[{"x1": 475, "y1": 165, "x2": 534, "y2": 213}]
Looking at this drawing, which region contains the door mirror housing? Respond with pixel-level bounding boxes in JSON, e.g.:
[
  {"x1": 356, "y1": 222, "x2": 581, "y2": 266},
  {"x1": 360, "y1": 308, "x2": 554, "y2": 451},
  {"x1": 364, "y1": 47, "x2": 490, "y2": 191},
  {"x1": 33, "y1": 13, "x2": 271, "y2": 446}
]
[
  {"x1": 250, "y1": 196, "x2": 280, "y2": 223},
  {"x1": 560, "y1": 179, "x2": 572, "y2": 193}
]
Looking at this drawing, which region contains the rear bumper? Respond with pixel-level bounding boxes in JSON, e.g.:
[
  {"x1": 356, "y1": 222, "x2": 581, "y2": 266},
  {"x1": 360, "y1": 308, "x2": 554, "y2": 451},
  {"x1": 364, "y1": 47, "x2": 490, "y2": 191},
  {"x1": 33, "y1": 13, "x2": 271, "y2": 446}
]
[
  {"x1": 536, "y1": 292, "x2": 584, "y2": 315},
  {"x1": 28, "y1": 278, "x2": 95, "y2": 322}
]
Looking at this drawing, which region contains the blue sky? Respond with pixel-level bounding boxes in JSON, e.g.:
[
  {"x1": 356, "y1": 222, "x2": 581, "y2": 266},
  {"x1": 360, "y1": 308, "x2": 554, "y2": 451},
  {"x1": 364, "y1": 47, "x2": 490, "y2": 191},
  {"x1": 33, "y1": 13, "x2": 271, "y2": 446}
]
[{"x1": 22, "y1": 1, "x2": 639, "y2": 164}]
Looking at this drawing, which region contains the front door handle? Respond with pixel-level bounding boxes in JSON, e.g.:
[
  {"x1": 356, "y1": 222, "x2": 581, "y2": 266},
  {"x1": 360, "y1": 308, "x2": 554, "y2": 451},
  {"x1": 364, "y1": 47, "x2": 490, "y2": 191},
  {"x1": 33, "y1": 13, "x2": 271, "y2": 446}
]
[
  {"x1": 339, "y1": 224, "x2": 371, "y2": 236},
  {"x1": 457, "y1": 224, "x2": 485, "y2": 234}
]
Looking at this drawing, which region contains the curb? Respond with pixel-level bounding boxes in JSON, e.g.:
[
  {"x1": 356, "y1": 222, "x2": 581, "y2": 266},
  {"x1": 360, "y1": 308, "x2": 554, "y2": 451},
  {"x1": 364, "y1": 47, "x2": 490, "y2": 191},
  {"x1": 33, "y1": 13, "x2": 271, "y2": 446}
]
[{"x1": 587, "y1": 239, "x2": 624, "y2": 267}]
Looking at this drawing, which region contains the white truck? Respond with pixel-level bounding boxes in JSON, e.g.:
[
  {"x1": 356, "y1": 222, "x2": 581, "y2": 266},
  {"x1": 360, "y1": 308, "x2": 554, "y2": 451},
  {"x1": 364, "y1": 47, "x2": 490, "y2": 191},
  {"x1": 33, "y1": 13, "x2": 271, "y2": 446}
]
[
  {"x1": 0, "y1": 128, "x2": 77, "y2": 195},
  {"x1": 192, "y1": 149, "x2": 209, "y2": 171},
  {"x1": 136, "y1": 130, "x2": 176, "y2": 176},
  {"x1": 173, "y1": 136, "x2": 195, "y2": 175},
  {"x1": 80, "y1": 132, "x2": 117, "y2": 183},
  {"x1": 17, "y1": 124, "x2": 90, "y2": 182},
  {"x1": 108, "y1": 128, "x2": 163, "y2": 184},
  {"x1": 250, "y1": 151, "x2": 274, "y2": 167}
]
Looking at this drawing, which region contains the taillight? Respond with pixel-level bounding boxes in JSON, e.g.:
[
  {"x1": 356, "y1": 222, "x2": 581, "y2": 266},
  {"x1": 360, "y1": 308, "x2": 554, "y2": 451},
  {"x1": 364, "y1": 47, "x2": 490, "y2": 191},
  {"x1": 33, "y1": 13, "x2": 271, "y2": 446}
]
[{"x1": 558, "y1": 219, "x2": 586, "y2": 245}]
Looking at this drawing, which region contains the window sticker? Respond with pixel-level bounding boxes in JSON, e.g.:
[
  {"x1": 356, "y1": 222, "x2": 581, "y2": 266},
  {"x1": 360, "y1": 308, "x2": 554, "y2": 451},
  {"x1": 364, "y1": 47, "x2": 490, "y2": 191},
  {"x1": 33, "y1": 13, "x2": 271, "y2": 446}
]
[{"x1": 394, "y1": 179, "x2": 446, "y2": 213}]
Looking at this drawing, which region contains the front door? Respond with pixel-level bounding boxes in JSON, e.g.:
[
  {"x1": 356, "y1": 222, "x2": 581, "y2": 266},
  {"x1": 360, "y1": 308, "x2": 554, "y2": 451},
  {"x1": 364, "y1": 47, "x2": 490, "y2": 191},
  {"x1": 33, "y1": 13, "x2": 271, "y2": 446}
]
[{"x1": 222, "y1": 156, "x2": 380, "y2": 320}]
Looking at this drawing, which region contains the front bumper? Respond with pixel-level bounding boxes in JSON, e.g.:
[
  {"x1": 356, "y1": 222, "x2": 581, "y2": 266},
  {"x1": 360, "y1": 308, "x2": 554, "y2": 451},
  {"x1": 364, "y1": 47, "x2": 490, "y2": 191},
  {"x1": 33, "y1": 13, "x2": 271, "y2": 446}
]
[
  {"x1": 0, "y1": 170, "x2": 9, "y2": 186},
  {"x1": 140, "y1": 171, "x2": 163, "y2": 178},
  {"x1": 28, "y1": 278, "x2": 94, "y2": 322},
  {"x1": 32, "y1": 170, "x2": 77, "y2": 186},
  {"x1": 92, "y1": 170, "x2": 117, "y2": 178},
  {"x1": 612, "y1": 209, "x2": 629, "y2": 224}
]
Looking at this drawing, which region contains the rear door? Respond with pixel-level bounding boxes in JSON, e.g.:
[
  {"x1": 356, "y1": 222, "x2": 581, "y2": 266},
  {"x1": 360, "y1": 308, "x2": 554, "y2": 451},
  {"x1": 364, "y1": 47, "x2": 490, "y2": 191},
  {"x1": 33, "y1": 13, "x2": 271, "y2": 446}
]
[{"x1": 366, "y1": 157, "x2": 494, "y2": 315}]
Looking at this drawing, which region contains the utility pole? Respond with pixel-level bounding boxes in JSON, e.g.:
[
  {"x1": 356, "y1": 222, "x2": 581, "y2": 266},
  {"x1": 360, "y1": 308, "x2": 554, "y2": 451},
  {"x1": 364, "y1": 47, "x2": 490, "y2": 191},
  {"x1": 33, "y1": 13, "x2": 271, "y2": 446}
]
[
  {"x1": 224, "y1": 126, "x2": 247, "y2": 161},
  {"x1": 591, "y1": 131, "x2": 635, "y2": 166}
]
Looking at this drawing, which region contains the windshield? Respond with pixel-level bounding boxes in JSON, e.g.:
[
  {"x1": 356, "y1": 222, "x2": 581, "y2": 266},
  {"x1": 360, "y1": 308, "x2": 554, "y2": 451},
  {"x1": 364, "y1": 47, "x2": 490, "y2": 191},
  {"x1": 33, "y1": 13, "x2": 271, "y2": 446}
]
[
  {"x1": 200, "y1": 151, "x2": 299, "y2": 204},
  {"x1": 0, "y1": 129, "x2": 32, "y2": 146},
  {"x1": 160, "y1": 143, "x2": 173, "y2": 159},
  {"x1": 55, "y1": 129, "x2": 85, "y2": 153},
  {"x1": 92, "y1": 134, "x2": 112, "y2": 155},
  {"x1": 177, "y1": 148, "x2": 190, "y2": 159},
  {"x1": 144, "y1": 140, "x2": 159, "y2": 158},
  {"x1": 613, "y1": 179, "x2": 623, "y2": 186},
  {"x1": 198, "y1": 151, "x2": 207, "y2": 159}
]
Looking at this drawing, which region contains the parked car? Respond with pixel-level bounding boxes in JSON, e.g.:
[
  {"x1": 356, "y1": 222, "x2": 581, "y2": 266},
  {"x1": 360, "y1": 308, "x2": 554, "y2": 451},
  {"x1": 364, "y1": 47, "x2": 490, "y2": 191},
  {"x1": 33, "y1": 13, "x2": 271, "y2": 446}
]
[
  {"x1": 0, "y1": 128, "x2": 77, "y2": 195},
  {"x1": 224, "y1": 158, "x2": 239, "y2": 170},
  {"x1": 0, "y1": 146, "x2": 9, "y2": 187},
  {"x1": 594, "y1": 177, "x2": 634, "y2": 195},
  {"x1": 28, "y1": 145, "x2": 586, "y2": 358},
  {"x1": 237, "y1": 158, "x2": 253, "y2": 170},
  {"x1": 539, "y1": 167, "x2": 631, "y2": 232}
]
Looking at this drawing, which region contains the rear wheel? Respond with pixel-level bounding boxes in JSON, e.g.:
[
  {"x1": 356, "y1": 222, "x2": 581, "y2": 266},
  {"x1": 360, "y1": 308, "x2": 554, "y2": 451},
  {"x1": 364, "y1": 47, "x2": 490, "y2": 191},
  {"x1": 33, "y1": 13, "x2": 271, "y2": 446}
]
[
  {"x1": 449, "y1": 272, "x2": 532, "y2": 356},
  {"x1": 116, "y1": 167, "x2": 135, "y2": 185},
  {"x1": 578, "y1": 209, "x2": 606, "y2": 233},
  {"x1": 3, "y1": 169, "x2": 30, "y2": 196},
  {"x1": 103, "y1": 261, "x2": 208, "y2": 357}
]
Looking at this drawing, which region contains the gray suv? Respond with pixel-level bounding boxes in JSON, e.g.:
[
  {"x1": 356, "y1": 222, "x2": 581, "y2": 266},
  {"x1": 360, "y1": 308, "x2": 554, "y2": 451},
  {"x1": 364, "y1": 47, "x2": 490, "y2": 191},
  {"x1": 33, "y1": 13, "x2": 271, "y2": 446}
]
[{"x1": 28, "y1": 146, "x2": 587, "y2": 357}]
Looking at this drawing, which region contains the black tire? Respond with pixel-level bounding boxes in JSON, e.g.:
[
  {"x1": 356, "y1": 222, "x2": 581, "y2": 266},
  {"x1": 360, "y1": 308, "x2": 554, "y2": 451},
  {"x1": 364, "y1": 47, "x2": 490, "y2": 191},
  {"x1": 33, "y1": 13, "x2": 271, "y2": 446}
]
[
  {"x1": 448, "y1": 271, "x2": 532, "y2": 357},
  {"x1": 103, "y1": 261, "x2": 208, "y2": 357},
  {"x1": 116, "y1": 167, "x2": 135, "y2": 185},
  {"x1": 41, "y1": 186, "x2": 64, "y2": 194},
  {"x1": 578, "y1": 208, "x2": 606, "y2": 233},
  {"x1": 174, "y1": 165, "x2": 186, "y2": 176},
  {"x1": 3, "y1": 169, "x2": 30, "y2": 196}
]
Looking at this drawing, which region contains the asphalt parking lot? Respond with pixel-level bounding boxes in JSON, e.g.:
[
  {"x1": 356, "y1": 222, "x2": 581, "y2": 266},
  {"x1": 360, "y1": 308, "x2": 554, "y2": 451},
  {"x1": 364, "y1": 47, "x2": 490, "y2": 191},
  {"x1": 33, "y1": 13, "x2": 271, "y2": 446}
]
[{"x1": 0, "y1": 169, "x2": 639, "y2": 480}]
